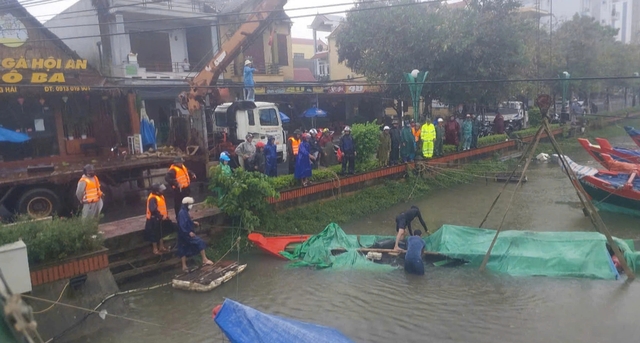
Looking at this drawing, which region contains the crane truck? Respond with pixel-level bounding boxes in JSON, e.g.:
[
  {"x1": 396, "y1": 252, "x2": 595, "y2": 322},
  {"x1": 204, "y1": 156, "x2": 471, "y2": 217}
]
[{"x1": 0, "y1": 0, "x2": 288, "y2": 219}]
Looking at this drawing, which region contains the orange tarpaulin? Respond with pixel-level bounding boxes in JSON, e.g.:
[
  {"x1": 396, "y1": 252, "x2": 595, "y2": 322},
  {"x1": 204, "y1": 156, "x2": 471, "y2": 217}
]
[{"x1": 601, "y1": 154, "x2": 640, "y2": 174}]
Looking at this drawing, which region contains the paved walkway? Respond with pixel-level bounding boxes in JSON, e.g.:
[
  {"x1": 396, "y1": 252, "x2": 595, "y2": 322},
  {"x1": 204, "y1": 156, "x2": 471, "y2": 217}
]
[{"x1": 99, "y1": 202, "x2": 221, "y2": 239}]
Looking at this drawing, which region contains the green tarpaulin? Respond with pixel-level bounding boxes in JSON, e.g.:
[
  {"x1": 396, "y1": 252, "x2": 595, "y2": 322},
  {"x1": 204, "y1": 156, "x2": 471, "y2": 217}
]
[
  {"x1": 281, "y1": 223, "x2": 640, "y2": 280},
  {"x1": 425, "y1": 225, "x2": 639, "y2": 280}
]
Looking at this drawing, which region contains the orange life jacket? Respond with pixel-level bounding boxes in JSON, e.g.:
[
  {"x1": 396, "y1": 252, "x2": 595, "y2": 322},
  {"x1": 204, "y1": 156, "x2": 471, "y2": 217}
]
[
  {"x1": 146, "y1": 194, "x2": 168, "y2": 219},
  {"x1": 80, "y1": 176, "x2": 103, "y2": 203},
  {"x1": 412, "y1": 127, "x2": 421, "y2": 142},
  {"x1": 289, "y1": 137, "x2": 300, "y2": 155},
  {"x1": 169, "y1": 164, "x2": 190, "y2": 189}
]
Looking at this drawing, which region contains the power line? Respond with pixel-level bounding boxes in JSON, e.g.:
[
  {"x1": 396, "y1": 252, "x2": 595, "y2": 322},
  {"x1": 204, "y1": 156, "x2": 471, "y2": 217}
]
[{"x1": 13, "y1": 0, "x2": 441, "y2": 44}]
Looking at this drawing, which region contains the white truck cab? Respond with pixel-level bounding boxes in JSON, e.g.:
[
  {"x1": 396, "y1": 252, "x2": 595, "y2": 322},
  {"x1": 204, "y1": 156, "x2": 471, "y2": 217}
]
[{"x1": 211, "y1": 101, "x2": 288, "y2": 162}]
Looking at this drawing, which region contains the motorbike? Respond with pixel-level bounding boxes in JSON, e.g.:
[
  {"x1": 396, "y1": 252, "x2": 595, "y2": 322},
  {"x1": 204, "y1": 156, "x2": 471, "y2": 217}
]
[{"x1": 479, "y1": 121, "x2": 493, "y2": 137}]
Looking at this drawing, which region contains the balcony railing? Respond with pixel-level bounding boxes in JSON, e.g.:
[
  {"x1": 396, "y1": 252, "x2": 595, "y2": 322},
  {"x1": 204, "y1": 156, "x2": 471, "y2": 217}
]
[
  {"x1": 137, "y1": 61, "x2": 193, "y2": 73},
  {"x1": 233, "y1": 62, "x2": 283, "y2": 76}
]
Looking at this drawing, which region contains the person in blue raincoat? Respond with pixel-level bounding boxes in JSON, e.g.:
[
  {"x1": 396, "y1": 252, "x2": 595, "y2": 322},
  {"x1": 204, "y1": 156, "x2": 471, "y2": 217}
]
[
  {"x1": 264, "y1": 135, "x2": 278, "y2": 176},
  {"x1": 461, "y1": 114, "x2": 473, "y2": 151},
  {"x1": 294, "y1": 133, "x2": 314, "y2": 187},
  {"x1": 177, "y1": 197, "x2": 214, "y2": 272}
]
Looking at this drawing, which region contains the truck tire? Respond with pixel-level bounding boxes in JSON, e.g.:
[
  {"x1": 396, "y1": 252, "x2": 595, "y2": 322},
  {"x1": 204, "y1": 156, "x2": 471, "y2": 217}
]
[{"x1": 18, "y1": 188, "x2": 60, "y2": 218}]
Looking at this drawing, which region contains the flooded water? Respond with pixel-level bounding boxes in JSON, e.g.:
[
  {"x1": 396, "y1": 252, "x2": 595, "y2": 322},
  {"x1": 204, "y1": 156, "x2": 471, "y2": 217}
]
[{"x1": 70, "y1": 133, "x2": 640, "y2": 343}]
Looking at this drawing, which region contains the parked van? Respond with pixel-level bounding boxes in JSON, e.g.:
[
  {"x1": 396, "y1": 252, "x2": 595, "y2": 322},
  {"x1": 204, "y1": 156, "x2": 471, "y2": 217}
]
[{"x1": 210, "y1": 101, "x2": 288, "y2": 162}]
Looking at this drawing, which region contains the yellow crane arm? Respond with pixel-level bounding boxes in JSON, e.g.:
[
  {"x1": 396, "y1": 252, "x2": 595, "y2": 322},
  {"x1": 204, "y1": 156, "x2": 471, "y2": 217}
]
[{"x1": 186, "y1": 0, "x2": 288, "y2": 111}]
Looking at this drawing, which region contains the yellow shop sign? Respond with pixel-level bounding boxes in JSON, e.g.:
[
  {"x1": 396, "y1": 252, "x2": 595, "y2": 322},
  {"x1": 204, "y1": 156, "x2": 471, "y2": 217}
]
[{"x1": 0, "y1": 57, "x2": 88, "y2": 84}]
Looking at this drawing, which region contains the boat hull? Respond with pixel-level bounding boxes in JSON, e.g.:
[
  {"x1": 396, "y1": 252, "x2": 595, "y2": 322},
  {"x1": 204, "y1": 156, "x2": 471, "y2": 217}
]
[{"x1": 579, "y1": 176, "x2": 640, "y2": 216}]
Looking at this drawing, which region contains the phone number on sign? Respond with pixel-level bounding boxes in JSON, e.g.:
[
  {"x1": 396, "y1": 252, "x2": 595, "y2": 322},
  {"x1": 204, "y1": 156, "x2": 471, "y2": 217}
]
[{"x1": 44, "y1": 86, "x2": 91, "y2": 92}]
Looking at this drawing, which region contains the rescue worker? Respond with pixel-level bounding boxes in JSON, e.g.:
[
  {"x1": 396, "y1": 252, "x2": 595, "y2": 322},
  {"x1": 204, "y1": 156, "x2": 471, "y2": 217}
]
[
  {"x1": 404, "y1": 230, "x2": 425, "y2": 275},
  {"x1": 377, "y1": 126, "x2": 391, "y2": 166},
  {"x1": 308, "y1": 129, "x2": 321, "y2": 169},
  {"x1": 219, "y1": 153, "x2": 232, "y2": 176},
  {"x1": 462, "y1": 114, "x2": 473, "y2": 151},
  {"x1": 339, "y1": 126, "x2": 356, "y2": 175},
  {"x1": 420, "y1": 119, "x2": 436, "y2": 158},
  {"x1": 400, "y1": 121, "x2": 415, "y2": 162},
  {"x1": 264, "y1": 135, "x2": 278, "y2": 176},
  {"x1": 287, "y1": 130, "x2": 301, "y2": 174},
  {"x1": 389, "y1": 120, "x2": 402, "y2": 165},
  {"x1": 235, "y1": 134, "x2": 256, "y2": 170},
  {"x1": 243, "y1": 60, "x2": 256, "y2": 101},
  {"x1": 295, "y1": 133, "x2": 313, "y2": 186},
  {"x1": 76, "y1": 164, "x2": 104, "y2": 220},
  {"x1": 434, "y1": 118, "x2": 445, "y2": 157},
  {"x1": 253, "y1": 141, "x2": 266, "y2": 173},
  {"x1": 165, "y1": 156, "x2": 196, "y2": 218},
  {"x1": 394, "y1": 205, "x2": 428, "y2": 251},
  {"x1": 410, "y1": 120, "x2": 421, "y2": 158},
  {"x1": 445, "y1": 115, "x2": 460, "y2": 147},
  {"x1": 144, "y1": 183, "x2": 169, "y2": 255},
  {"x1": 177, "y1": 197, "x2": 214, "y2": 272}
]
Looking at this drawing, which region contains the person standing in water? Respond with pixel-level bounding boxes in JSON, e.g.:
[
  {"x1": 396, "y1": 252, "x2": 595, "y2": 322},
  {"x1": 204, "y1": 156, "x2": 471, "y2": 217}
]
[
  {"x1": 404, "y1": 230, "x2": 425, "y2": 275},
  {"x1": 394, "y1": 205, "x2": 428, "y2": 251}
]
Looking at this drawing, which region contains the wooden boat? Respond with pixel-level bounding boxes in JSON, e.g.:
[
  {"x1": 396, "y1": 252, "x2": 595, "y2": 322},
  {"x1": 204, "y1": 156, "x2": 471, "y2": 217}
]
[
  {"x1": 558, "y1": 155, "x2": 640, "y2": 216},
  {"x1": 578, "y1": 137, "x2": 640, "y2": 165},
  {"x1": 624, "y1": 126, "x2": 640, "y2": 148},
  {"x1": 172, "y1": 260, "x2": 246, "y2": 292},
  {"x1": 247, "y1": 233, "x2": 311, "y2": 259}
]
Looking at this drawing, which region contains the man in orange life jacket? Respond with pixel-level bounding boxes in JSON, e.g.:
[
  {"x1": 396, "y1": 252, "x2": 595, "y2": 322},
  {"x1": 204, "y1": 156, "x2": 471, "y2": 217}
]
[
  {"x1": 76, "y1": 164, "x2": 103, "y2": 219},
  {"x1": 165, "y1": 156, "x2": 197, "y2": 218},
  {"x1": 287, "y1": 130, "x2": 302, "y2": 174},
  {"x1": 144, "y1": 183, "x2": 170, "y2": 255}
]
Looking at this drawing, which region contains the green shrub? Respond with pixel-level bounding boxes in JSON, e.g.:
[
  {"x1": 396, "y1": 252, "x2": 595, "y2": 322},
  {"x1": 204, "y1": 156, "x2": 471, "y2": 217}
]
[
  {"x1": 0, "y1": 217, "x2": 102, "y2": 265},
  {"x1": 528, "y1": 107, "x2": 542, "y2": 127},
  {"x1": 206, "y1": 167, "x2": 278, "y2": 230},
  {"x1": 350, "y1": 122, "x2": 381, "y2": 165},
  {"x1": 477, "y1": 134, "x2": 508, "y2": 147},
  {"x1": 443, "y1": 144, "x2": 457, "y2": 154}
]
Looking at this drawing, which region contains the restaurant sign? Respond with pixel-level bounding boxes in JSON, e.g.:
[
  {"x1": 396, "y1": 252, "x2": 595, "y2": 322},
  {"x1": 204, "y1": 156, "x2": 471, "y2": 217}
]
[
  {"x1": 1, "y1": 57, "x2": 88, "y2": 84},
  {"x1": 254, "y1": 85, "x2": 380, "y2": 95}
]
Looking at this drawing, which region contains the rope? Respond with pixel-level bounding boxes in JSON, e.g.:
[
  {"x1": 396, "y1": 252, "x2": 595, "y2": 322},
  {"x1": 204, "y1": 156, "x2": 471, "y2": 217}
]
[{"x1": 32, "y1": 283, "x2": 69, "y2": 314}]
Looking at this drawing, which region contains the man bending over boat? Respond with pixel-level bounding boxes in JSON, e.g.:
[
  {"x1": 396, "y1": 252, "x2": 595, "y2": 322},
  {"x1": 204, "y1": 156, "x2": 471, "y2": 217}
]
[
  {"x1": 394, "y1": 206, "x2": 428, "y2": 251},
  {"x1": 178, "y1": 197, "x2": 214, "y2": 272},
  {"x1": 404, "y1": 230, "x2": 425, "y2": 275}
]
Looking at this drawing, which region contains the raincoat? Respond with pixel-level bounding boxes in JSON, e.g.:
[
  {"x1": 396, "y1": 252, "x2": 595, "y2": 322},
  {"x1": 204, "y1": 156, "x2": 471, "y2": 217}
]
[
  {"x1": 462, "y1": 119, "x2": 473, "y2": 150},
  {"x1": 176, "y1": 205, "x2": 207, "y2": 258},
  {"x1": 294, "y1": 140, "x2": 312, "y2": 179},
  {"x1": 264, "y1": 141, "x2": 278, "y2": 176},
  {"x1": 493, "y1": 114, "x2": 505, "y2": 134},
  {"x1": 435, "y1": 124, "x2": 445, "y2": 157},
  {"x1": 471, "y1": 117, "x2": 481, "y2": 148},
  {"x1": 389, "y1": 126, "x2": 402, "y2": 165},
  {"x1": 400, "y1": 126, "x2": 415, "y2": 162},
  {"x1": 420, "y1": 122, "x2": 436, "y2": 158},
  {"x1": 377, "y1": 131, "x2": 391, "y2": 166},
  {"x1": 444, "y1": 118, "x2": 460, "y2": 146}
]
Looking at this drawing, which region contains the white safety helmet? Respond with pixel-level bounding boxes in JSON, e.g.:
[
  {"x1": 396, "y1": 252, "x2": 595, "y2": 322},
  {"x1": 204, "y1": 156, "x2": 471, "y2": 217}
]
[
  {"x1": 182, "y1": 197, "x2": 195, "y2": 205},
  {"x1": 343, "y1": 126, "x2": 351, "y2": 132},
  {"x1": 244, "y1": 60, "x2": 252, "y2": 66},
  {"x1": 309, "y1": 129, "x2": 318, "y2": 135},
  {"x1": 383, "y1": 126, "x2": 390, "y2": 130}
]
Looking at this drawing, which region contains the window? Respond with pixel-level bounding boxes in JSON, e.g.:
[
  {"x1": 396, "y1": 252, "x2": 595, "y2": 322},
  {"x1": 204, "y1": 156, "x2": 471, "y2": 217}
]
[
  {"x1": 248, "y1": 110, "x2": 255, "y2": 126},
  {"x1": 214, "y1": 111, "x2": 227, "y2": 126},
  {"x1": 277, "y1": 34, "x2": 289, "y2": 66},
  {"x1": 259, "y1": 108, "x2": 279, "y2": 126},
  {"x1": 294, "y1": 53, "x2": 305, "y2": 59}
]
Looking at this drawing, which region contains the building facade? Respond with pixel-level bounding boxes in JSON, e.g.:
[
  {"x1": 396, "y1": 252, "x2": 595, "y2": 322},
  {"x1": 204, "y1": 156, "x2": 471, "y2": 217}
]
[{"x1": 582, "y1": 0, "x2": 639, "y2": 44}]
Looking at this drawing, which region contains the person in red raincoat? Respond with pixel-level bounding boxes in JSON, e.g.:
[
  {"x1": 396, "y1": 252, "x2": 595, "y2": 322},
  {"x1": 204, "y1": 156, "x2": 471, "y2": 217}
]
[
  {"x1": 444, "y1": 115, "x2": 460, "y2": 146},
  {"x1": 493, "y1": 111, "x2": 505, "y2": 134}
]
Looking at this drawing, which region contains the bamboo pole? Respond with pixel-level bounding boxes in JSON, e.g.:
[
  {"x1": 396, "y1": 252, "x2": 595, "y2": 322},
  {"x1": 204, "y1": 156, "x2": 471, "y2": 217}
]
[
  {"x1": 479, "y1": 125, "x2": 545, "y2": 272},
  {"x1": 543, "y1": 119, "x2": 635, "y2": 279}
]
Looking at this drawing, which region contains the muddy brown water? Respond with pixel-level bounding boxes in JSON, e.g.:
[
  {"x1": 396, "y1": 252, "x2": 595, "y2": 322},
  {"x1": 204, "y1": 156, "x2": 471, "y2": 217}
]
[{"x1": 69, "y1": 134, "x2": 640, "y2": 343}]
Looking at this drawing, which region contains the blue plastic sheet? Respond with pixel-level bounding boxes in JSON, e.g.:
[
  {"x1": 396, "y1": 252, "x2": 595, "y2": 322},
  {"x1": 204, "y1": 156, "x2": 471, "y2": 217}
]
[
  {"x1": 0, "y1": 127, "x2": 30, "y2": 143},
  {"x1": 214, "y1": 299, "x2": 354, "y2": 343},
  {"x1": 300, "y1": 106, "x2": 327, "y2": 118},
  {"x1": 140, "y1": 119, "x2": 156, "y2": 150},
  {"x1": 279, "y1": 112, "x2": 290, "y2": 123}
]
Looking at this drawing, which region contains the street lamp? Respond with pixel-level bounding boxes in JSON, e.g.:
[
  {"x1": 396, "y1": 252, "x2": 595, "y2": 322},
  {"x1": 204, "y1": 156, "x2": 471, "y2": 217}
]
[
  {"x1": 560, "y1": 71, "x2": 570, "y2": 124},
  {"x1": 405, "y1": 69, "x2": 428, "y2": 122}
]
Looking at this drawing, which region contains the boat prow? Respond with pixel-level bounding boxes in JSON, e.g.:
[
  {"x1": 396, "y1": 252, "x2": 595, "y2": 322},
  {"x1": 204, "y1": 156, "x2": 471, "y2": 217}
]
[
  {"x1": 248, "y1": 233, "x2": 311, "y2": 259},
  {"x1": 624, "y1": 126, "x2": 640, "y2": 148},
  {"x1": 578, "y1": 138, "x2": 640, "y2": 165}
]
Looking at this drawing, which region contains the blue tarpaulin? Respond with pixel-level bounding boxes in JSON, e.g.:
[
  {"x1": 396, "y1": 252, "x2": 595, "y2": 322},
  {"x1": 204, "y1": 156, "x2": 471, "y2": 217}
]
[
  {"x1": 140, "y1": 118, "x2": 156, "y2": 150},
  {"x1": 214, "y1": 299, "x2": 354, "y2": 343},
  {"x1": 0, "y1": 127, "x2": 30, "y2": 143},
  {"x1": 280, "y1": 112, "x2": 290, "y2": 123},
  {"x1": 300, "y1": 106, "x2": 327, "y2": 118}
]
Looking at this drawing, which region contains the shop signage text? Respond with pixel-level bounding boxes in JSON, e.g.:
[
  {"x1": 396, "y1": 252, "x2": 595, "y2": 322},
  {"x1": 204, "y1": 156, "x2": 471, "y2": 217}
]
[{"x1": 1, "y1": 57, "x2": 88, "y2": 84}]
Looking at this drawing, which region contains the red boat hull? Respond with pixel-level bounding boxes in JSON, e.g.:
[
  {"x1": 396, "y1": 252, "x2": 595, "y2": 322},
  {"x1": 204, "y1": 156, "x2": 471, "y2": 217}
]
[
  {"x1": 248, "y1": 233, "x2": 311, "y2": 259},
  {"x1": 578, "y1": 138, "x2": 640, "y2": 167}
]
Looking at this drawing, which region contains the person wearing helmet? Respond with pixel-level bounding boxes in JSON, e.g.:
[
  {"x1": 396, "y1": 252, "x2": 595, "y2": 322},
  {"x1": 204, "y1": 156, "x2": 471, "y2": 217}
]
[
  {"x1": 219, "y1": 153, "x2": 232, "y2": 175},
  {"x1": 287, "y1": 129, "x2": 302, "y2": 174},
  {"x1": 144, "y1": 183, "x2": 170, "y2": 255},
  {"x1": 235, "y1": 133, "x2": 256, "y2": 170},
  {"x1": 435, "y1": 118, "x2": 445, "y2": 157},
  {"x1": 339, "y1": 126, "x2": 356, "y2": 175},
  {"x1": 295, "y1": 133, "x2": 314, "y2": 186},
  {"x1": 177, "y1": 197, "x2": 213, "y2": 272},
  {"x1": 265, "y1": 135, "x2": 278, "y2": 176},
  {"x1": 76, "y1": 164, "x2": 104, "y2": 219},
  {"x1": 253, "y1": 141, "x2": 266, "y2": 173},
  {"x1": 243, "y1": 60, "x2": 256, "y2": 101},
  {"x1": 165, "y1": 156, "x2": 197, "y2": 218},
  {"x1": 377, "y1": 126, "x2": 391, "y2": 166},
  {"x1": 420, "y1": 118, "x2": 436, "y2": 158},
  {"x1": 307, "y1": 129, "x2": 321, "y2": 169}
]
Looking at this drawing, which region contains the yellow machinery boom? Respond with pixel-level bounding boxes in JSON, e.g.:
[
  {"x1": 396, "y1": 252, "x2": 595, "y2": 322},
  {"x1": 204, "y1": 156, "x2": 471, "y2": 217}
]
[{"x1": 186, "y1": 0, "x2": 288, "y2": 111}]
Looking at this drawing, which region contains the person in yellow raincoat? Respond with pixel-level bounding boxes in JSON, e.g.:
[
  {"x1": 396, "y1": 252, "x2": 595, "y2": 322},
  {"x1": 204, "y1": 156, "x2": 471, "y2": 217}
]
[{"x1": 420, "y1": 120, "x2": 436, "y2": 158}]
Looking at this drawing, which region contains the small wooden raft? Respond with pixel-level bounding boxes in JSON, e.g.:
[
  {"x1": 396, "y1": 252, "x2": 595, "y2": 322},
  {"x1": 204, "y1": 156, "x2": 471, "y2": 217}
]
[
  {"x1": 493, "y1": 172, "x2": 528, "y2": 183},
  {"x1": 172, "y1": 260, "x2": 247, "y2": 292}
]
